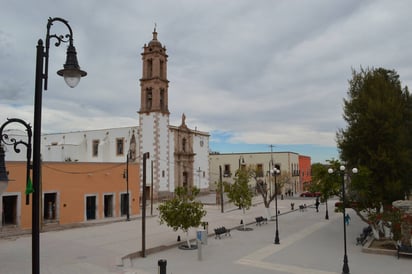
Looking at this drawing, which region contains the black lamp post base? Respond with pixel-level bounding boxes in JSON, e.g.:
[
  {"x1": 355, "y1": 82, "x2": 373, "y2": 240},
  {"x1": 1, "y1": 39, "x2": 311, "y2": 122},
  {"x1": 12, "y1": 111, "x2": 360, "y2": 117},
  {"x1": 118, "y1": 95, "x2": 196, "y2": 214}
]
[
  {"x1": 342, "y1": 254, "x2": 350, "y2": 274},
  {"x1": 274, "y1": 230, "x2": 280, "y2": 244}
]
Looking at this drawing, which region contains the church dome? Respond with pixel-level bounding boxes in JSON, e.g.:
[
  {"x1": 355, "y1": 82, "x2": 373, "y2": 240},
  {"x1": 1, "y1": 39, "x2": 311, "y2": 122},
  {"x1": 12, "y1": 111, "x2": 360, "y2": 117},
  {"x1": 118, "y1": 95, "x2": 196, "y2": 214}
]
[{"x1": 148, "y1": 29, "x2": 162, "y2": 48}]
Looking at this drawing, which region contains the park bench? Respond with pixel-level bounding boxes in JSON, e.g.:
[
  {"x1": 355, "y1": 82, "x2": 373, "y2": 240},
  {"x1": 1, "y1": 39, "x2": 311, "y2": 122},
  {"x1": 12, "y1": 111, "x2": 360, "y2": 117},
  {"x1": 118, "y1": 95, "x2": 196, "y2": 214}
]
[
  {"x1": 397, "y1": 243, "x2": 412, "y2": 259},
  {"x1": 255, "y1": 216, "x2": 268, "y2": 226},
  {"x1": 356, "y1": 226, "x2": 372, "y2": 246},
  {"x1": 214, "y1": 226, "x2": 231, "y2": 239}
]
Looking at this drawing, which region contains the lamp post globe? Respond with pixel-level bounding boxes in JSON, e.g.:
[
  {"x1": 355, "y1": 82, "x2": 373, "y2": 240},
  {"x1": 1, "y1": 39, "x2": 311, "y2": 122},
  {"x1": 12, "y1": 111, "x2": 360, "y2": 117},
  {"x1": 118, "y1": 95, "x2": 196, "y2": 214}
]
[{"x1": 57, "y1": 44, "x2": 87, "y2": 88}]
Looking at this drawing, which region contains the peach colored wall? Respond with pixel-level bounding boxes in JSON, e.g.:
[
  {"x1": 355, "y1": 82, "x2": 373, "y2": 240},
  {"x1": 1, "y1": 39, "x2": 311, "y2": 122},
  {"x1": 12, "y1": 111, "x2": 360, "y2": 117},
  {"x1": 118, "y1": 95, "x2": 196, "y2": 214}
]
[{"x1": 3, "y1": 161, "x2": 140, "y2": 229}]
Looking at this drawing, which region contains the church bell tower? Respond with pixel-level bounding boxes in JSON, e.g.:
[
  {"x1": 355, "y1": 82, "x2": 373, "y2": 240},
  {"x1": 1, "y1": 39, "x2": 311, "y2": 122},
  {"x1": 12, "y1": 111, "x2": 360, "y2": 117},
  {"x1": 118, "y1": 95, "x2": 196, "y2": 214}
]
[
  {"x1": 139, "y1": 28, "x2": 169, "y2": 114},
  {"x1": 139, "y1": 28, "x2": 170, "y2": 198}
]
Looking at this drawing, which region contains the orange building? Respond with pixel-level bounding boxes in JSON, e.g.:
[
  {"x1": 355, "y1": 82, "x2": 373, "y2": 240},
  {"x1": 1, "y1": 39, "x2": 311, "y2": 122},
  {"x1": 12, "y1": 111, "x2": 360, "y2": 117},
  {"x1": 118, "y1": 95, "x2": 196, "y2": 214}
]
[
  {"x1": 299, "y1": 155, "x2": 312, "y2": 191},
  {"x1": 1, "y1": 161, "x2": 140, "y2": 230}
]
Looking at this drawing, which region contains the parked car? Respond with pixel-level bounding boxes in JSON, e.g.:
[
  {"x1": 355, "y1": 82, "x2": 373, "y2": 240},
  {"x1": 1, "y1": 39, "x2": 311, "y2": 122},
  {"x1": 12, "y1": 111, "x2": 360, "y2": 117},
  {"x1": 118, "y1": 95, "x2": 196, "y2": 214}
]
[{"x1": 300, "y1": 191, "x2": 321, "y2": 197}]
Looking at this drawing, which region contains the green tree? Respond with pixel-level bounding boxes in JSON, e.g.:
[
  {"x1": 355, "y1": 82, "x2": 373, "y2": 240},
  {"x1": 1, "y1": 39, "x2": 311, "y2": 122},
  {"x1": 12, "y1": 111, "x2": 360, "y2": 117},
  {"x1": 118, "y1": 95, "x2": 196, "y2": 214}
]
[
  {"x1": 337, "y1": 67, "x2": 412, "y2": 236},
  {"x1": 310, "y1": 160, "x2": 342, "y2": 219},
  {"x1": 226, "y1": 168, "x2": 253, "y2": 230},
  {"x1": 253, "y1": 166, "x2": 286, "y2": 219},
  {"x1": 158, "y1": 186, "x2": 206, "y2": 248}
]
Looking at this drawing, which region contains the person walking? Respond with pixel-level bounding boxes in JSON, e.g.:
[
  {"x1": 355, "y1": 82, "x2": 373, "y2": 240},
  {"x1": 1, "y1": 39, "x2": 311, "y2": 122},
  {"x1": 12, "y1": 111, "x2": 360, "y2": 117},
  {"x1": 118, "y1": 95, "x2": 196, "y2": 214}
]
[
  {"x1": 315, "y1": 197, "x2": 320, "y2": 212},
  {"x1": 344, "y1": 213, "x2": 351, "y2": 225}
]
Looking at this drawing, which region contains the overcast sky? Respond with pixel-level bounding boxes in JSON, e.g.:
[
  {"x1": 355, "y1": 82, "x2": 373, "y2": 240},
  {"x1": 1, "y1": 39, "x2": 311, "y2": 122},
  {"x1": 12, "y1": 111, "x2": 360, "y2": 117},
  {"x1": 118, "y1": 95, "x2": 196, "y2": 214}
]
[{"x1": 1, "y1": 0, "x2": 412, "y2": 163}]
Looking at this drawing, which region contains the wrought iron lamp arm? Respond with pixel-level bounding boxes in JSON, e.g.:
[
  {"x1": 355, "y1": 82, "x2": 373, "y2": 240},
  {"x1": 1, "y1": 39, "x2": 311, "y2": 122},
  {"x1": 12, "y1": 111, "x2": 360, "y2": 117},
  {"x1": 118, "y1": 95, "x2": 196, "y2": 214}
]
[
  {"x1": 0, "y1": 118, "x2": 32, "y2": 158},
  {"x1": 44, "y1": 17, "x2": 75, "y2": 90},
  {"x1": 0, "y1": 118, "x2": 33, "y2": 204}
]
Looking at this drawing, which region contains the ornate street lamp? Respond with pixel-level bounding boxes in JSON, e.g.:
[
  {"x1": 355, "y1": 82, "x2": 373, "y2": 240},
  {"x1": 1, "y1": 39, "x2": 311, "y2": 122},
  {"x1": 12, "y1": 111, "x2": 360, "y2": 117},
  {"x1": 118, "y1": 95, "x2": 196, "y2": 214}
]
[
  {"x1": 31, "y1": 17, "x2": 87, "y2": 274},
  {"x1": 272, "y1": 167, "x2": 280, "y2": 244},
  {"x1": 328, "y1": 165, "x2": 358, "y2": 274}
]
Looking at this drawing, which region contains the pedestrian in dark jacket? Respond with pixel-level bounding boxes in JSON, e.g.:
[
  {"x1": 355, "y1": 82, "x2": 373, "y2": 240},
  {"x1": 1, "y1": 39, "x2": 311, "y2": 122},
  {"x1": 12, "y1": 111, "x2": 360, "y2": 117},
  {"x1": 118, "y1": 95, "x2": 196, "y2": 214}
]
[{"x1": 315, "y1": 197, "x2": 320, "y2": 212}]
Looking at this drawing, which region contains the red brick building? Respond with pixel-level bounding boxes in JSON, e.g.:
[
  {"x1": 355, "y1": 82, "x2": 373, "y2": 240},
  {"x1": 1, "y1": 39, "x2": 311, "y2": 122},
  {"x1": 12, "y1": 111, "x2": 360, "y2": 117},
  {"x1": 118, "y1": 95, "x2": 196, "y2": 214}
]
[{"x1": 299, "y1": 155, "x2": 312, "y2": 191}]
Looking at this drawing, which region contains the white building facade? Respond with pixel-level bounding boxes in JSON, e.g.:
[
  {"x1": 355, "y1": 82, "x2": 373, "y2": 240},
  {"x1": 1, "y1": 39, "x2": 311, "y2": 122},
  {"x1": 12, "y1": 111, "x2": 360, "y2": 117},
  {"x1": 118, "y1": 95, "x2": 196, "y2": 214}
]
[{"x1": 209, "y1": 152, "x2": 303, "y2": 195}]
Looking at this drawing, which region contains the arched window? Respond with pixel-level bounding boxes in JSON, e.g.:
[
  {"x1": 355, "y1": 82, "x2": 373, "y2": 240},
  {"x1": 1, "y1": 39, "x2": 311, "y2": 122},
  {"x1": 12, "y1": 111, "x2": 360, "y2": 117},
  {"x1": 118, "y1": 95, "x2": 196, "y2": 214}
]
[
  {"x1": 182, "y1": 138, "x2": 186, "y2": 152},
  {"x1": 146, "y1": 88, "x2": 152, "y2": 110},
  {"x1": 147, "y1": 59, "x2": 153, "y2": 78},
  {"x1": 160, "y1": 89, "x2": 165, "y2": 110},
  {"x1": 183, "y1": 171, "x2": 188, "y2": 187},
  {"x1": 160, "y1": 60, "x2": 164, "y2": 79}
]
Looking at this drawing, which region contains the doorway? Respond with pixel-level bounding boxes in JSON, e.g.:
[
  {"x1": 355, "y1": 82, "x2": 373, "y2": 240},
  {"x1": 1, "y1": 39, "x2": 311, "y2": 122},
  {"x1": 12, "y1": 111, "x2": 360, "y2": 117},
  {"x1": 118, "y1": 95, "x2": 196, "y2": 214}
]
[
  {"x1": 86, "y1": 196, "x2": 96, "y2": 220},
  {"x1": 104, "y1": 194, "x2": 114, "y2": 218},
  {"x1": 44, "y1": 193, "x2": 57, "y2": 221},
  {"x1": 120, "y1": 193, "x2": 129, "y2": 216},
  {"x1": 2, "y1": 195, "x2": 17, "y2": 226}
]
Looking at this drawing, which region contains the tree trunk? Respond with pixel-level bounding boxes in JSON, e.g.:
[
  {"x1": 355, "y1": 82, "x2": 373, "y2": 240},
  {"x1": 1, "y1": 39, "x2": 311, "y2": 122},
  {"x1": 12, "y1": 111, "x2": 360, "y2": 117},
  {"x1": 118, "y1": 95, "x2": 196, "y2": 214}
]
[
  {"x1": 265, "y1": 206, "x2": 272, "y2": 220},
  {"x1": 185, "y1": 230, "x2": 191, "y2": 248},
  {"x1": 243, "y1": 207, "x2": 246, "y2": 230}
]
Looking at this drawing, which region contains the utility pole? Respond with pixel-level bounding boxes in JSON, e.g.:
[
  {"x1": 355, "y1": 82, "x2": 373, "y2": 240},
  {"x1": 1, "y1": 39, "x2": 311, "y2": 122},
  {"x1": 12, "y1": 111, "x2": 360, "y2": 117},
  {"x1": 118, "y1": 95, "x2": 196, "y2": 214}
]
[
  {"x1": 126, "y1": 150, "x2": 130, "y2": 221},
  {"x1": 219, "y1": 165, "x2": 224, "y2": 213},
  {"x1": 150, "y1": 160, "x2": 153, "y2": 216}
]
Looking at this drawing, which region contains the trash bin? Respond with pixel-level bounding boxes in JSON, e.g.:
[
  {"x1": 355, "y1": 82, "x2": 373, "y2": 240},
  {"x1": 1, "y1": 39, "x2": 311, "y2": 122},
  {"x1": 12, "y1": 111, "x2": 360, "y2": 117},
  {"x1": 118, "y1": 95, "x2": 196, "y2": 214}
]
[{"x1": 197, "y1": 229, "x2": 207, "y2": 245}]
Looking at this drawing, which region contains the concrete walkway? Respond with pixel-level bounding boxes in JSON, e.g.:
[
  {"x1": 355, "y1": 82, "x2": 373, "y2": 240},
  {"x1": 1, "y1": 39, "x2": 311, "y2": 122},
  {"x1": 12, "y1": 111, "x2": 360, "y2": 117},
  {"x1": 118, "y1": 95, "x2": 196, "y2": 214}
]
[{"x1": 0, "y1": 195, "x2": 410, "y2": 274}]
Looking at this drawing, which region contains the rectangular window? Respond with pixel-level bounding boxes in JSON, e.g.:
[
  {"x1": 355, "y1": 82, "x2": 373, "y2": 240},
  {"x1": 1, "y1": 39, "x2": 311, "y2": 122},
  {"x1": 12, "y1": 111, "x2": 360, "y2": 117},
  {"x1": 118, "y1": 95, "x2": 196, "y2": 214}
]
[
  {"x1": 275, "y1": 164, "x2": 281, "y2": 175},
  {"x1": 116, "y1": 138, "x2": 124, "y2": 156},
  {"x1": 92, "y1": 140, "x2": 99, "y2": 157},
  {"x1": 224, "y1": 164, "x2": 231, "y2": 177}
]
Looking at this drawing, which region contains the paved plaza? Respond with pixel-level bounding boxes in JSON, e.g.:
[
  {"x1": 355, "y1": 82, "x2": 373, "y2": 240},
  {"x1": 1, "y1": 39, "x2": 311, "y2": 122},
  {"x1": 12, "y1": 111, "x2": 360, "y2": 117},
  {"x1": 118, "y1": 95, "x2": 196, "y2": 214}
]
[{"x1": 0, "y1": 196, "x2": 410, "y2": 273}]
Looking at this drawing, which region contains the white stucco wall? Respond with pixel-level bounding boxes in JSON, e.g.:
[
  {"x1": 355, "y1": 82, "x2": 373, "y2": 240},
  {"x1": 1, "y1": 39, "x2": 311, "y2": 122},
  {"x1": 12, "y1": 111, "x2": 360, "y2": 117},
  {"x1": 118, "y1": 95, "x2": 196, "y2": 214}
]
[
  {"x1": 139, "y1": 113, "x2": 170, "y2": 192},
  {"x1": 192, "y1": 133, "x2": 210, "y2": 190},
  {"x1": 3, "y1": 127, "x2": 139, "y2": 163}
]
